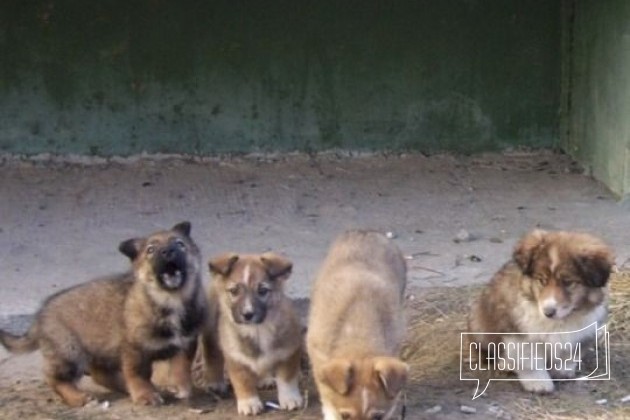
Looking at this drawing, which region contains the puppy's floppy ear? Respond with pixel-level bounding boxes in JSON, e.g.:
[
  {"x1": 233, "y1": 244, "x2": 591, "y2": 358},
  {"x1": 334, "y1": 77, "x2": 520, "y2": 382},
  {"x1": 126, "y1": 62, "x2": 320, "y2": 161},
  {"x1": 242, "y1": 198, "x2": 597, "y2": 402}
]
[
  {"x1": 513, "y1": 229, "x2": 547, "y2": 276},
  {"x1": 373, "y1": 357, "x2": 409, "y2": 399},
  {"x1": 260, "y1": 253, "x2": 292, "y2": 280},
  {"x1": 119, "y1": 238, "x2": 145, "y2": 261},
  {"x1": 172, "y1": 221, "x2": 191, "y2": 237},
  {"x1": 319, "y1": 359, "x2": 354, "y2": 396},
  {"x1": 209, "y1": 253, "x2": 239, "y2": 277},
  {"x1": 574, "y1": 253, "x2": 612, "y2": 287}
]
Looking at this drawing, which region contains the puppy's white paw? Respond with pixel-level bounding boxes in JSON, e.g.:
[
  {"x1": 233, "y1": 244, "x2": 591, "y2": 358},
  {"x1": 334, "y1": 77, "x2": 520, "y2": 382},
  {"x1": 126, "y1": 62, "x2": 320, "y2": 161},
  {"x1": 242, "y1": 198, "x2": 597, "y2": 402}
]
[
  {"x1": 174, "y1": 385, "x2": 192, "y2": 400},
  {"x1": 277, "y1": 376, "x2": 303, "y2": 411},
  {"x1": 520, "y1": 378, "x2": 555, "y2": 393},
  {"x1": 278, "y1": 387, "x2": 303, "y2": 410},
  {"x1": 518, "y1": 369, "x2": 555, "y2": 394},
  {"x1": 322, "y1": 404, "x2": 338, "y2": 420},
  {"x1": 237, "y1": 396, "x2": 264, "y2": 416}
]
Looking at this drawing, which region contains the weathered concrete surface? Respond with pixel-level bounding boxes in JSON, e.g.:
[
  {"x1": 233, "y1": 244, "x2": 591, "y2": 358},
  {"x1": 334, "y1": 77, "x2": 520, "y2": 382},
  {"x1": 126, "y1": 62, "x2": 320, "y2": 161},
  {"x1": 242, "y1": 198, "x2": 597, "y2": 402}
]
[{"x1": 1, "y1": 151, "x2": 627, "y2": 319}]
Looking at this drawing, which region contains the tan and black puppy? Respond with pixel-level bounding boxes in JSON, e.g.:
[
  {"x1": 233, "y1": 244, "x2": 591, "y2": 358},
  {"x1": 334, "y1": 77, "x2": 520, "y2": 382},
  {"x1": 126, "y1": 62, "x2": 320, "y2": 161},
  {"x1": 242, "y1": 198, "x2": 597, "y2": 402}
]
[
  {"x1": 307, "y1": 230, "x2": 409, "y2": 420},
  {"x1": 468, "y1": 229, "x2": 614, "y2": 393},
  {"x1": 202, "y1": 252, "x2": 303, "y2": 416},
  {"x1": 0, "y1": 222, "x2": 207, "y2": 407}
]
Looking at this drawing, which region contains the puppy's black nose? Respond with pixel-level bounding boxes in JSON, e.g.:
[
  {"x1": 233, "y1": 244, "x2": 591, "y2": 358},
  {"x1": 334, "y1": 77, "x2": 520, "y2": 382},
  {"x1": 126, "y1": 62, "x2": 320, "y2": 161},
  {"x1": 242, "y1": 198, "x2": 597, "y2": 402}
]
[
  {"x1": 543, "y1": 307, "x2": 556, "y2": 318},
  {"x1": 161, "y1": 245, "x2": 177, "y2": 261},
  {"x1": 242, "y1": 311, "x2": 254, "y2": 321}
]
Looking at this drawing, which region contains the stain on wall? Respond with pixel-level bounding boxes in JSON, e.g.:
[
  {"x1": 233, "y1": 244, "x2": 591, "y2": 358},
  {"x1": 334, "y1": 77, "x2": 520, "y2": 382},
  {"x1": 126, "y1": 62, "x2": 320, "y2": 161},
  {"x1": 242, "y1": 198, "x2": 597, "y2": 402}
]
[{"x1": 0, "y1": 0, "x2": 560, "y2": 156}]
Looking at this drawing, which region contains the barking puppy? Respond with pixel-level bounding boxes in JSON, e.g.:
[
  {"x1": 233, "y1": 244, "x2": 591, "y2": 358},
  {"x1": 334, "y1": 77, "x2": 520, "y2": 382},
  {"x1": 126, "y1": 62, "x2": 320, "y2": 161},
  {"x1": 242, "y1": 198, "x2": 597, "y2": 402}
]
[
  {"x1": 0, "y1": 222, "x2": 207, "y2": 407},
  {"x1": 202, "y1": 252, "x2": 303, "y2": 415},
  {"x1": 468, "y1": 229, "x2": 614, "y2": 393},
  {"x1": 307, "y1": 230, "x2": 409, "y2": 420}
]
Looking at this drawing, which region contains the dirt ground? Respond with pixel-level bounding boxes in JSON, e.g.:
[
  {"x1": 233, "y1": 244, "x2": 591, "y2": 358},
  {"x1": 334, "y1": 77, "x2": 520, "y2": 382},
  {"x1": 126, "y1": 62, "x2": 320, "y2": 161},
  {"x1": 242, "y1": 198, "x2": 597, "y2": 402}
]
[{"x1": 1, "y1": 150, "x2": 630, "y2": 419}]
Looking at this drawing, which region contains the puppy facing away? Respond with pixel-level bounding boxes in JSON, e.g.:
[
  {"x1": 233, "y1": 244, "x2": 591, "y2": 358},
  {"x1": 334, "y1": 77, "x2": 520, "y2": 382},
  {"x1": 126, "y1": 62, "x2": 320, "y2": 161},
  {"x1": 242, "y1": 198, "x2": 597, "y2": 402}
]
[
  {"x1": 468, "y1": 229, "x2": 614, "y2": 394},
  {"x1": 307, "y1": 230, "x2": 409, "y2": 420},
  {"x1": 202, "y1": 252, "x2": 303, "y2": 416},
  {"x1": 0, "y1": 222, "x2": 207, "y2": 407}
]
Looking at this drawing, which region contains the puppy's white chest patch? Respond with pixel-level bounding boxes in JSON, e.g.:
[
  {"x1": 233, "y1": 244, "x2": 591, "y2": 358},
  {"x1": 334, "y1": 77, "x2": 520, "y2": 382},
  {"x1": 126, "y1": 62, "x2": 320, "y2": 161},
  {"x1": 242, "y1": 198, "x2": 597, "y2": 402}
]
[{"x1": 228, "y1": 324, "x2": 294, "y2": 375}]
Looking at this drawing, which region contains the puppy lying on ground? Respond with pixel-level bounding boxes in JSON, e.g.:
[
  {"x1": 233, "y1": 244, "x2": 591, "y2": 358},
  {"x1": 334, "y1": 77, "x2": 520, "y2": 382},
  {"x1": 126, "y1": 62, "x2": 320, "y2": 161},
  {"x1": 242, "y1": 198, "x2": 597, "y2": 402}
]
[
  {"x1": 202, "y1": 252, "x2": 303, "y2": 415},
  {"x1": 307, "y1": 230, "x2": 409, "y2": 420},
  {"x1": 468, "y1": 229, "x2": 614, "y2": 393},
  {"x1": 0, "y1": 222, "x2": 207, "y2": 406}
]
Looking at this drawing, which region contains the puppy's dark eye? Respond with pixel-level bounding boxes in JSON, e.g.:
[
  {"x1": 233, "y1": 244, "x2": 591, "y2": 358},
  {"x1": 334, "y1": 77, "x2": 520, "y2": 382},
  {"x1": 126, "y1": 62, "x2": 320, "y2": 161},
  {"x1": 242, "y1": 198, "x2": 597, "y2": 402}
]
[
  {"x1": 258, "y1": 286, "x2": 270, "y2": 297},
  {"x1": 371, "y1": 414, "x2": 384, "y2": 420},
  {"x1": 228, "y1": 286, "x2": 240, "y2": 297},
  {"x1": 175, "y1": 239, "x2": 186, "y2": 249},
  {"x1": 146, "y1": 245, "x2": 156, "y2": 255},
  {"x1": 340, "y1": 413, "x2": 351, "y2": 420}
]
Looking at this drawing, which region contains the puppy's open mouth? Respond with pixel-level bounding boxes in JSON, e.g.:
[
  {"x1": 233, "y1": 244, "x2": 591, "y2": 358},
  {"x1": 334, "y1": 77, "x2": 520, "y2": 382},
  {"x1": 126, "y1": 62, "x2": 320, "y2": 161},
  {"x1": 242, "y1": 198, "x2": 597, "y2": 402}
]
[{"x1": 159, "y1": 262, "x2": 187, "y2": 290}]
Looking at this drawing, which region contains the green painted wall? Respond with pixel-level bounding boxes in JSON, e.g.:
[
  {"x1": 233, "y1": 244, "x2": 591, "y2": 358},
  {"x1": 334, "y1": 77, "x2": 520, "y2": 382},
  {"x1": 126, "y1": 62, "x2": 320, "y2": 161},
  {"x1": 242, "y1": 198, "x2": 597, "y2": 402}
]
[
  {"x1": 561, "y1": 0, "x2": 630, "y2": 197},
  {"x1": 0, "y1": 0, "x2": 560, "y2": 156}
]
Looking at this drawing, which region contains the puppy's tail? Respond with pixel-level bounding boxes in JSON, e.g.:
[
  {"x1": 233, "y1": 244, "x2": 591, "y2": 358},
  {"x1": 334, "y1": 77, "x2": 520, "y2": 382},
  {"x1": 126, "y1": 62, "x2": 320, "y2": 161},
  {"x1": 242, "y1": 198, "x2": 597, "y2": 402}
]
[{"x1": 0, "y1": 324, "x2": 39, "y2": 354}]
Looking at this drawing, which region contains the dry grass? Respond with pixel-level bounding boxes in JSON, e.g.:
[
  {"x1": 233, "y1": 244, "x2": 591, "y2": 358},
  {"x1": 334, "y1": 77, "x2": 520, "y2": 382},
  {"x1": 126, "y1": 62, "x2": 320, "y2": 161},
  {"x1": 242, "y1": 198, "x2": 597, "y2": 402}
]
[
  {"x1": 400, "y1": 271, "x2": 630, "y2": 419},
  {"x1": 2, "y1": 274, "x2": 628, "y2": 418},
  {"x1": 183, "y1": 272, "x2": 630, "y2": 418}
]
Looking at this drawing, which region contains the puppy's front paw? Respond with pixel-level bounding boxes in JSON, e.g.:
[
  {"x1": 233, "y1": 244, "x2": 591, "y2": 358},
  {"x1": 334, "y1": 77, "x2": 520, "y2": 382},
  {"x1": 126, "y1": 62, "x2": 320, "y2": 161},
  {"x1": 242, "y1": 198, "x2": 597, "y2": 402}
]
[
  {"x1": 277, "y1": 380, "x2": 303, "y2": 411},
  {"x1": 279, "y1": 391, "x2": 303, "y2": 411},
  {"x1": 174, "y1": 384, "x2": 192, "y2": 400},
  {"x1": 520, "y1": 378, "x2": 555, "y2": 394},
  {"x1": 517, "y1": 369, "x2": 554, "y2": 394},
  {"x1": 237, "y1": 396, "x2": 264, "y2": 416},
  {"x1": 63, "y1": 391, "x2": 95, "y2": 408},
  {"x1": 133, "y1": 390, "x2": 164, "y2": 406}
]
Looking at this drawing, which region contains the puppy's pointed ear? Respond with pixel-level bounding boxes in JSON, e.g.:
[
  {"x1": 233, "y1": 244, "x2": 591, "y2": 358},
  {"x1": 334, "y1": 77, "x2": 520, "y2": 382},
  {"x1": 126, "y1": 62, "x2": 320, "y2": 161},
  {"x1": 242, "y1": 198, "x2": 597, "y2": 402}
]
[
  {"x1": 172, "y1": 221, "x2": 191, "y2": 237},
  {"x1": 260, "y1": 253, "x2": 292, "y2": 281},
  {"x1": 513, "y1": 229, "x2": 547, "y2": 276},
  {"x1": 574, "y1": 254, "x2": 612, "y2": 287},
  {"x1": 319, "y1": 359, "x2": 354, "y2": 396},
  {"x1": 119, "y1": 238, "x2": 144, "y2": 261},
  {"x1": 209, "y1": 253, "x2": 239, "y2": 277},
  {"x1": 373, "y1": 357, "x2": 409, "y2": 399}
]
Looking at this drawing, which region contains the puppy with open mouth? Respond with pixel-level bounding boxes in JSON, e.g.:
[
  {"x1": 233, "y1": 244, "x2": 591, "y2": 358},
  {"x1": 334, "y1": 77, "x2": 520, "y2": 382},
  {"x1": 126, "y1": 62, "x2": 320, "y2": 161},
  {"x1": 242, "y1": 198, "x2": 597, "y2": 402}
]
[
  {"x1": 202, "y1": 252, "x2": 303, "y2": 416},
  {"x1": 0, "y1": 222, "x2": 207, "y2": 407},
  {"x1": 468, "y1": 229, "x2": 614, "y2": 393}
]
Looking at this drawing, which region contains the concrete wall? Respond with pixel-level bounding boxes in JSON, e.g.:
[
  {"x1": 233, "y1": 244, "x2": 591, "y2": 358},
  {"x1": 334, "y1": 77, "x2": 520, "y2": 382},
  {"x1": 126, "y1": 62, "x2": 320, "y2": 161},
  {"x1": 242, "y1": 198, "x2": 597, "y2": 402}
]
[
  {"x1": 0, "y1": 0, "x2": 560, "y2": 156},
  {"x1": 561, "y1": 0, "x2": 630, "y2": 197}
]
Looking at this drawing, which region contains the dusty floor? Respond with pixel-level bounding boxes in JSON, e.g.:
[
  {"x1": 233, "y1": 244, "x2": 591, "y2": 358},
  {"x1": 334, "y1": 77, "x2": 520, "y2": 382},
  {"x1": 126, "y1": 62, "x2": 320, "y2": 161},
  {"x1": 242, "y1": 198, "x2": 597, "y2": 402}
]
[{"x1": 1, "y1": 150, "x2": 629, "y2": 419}]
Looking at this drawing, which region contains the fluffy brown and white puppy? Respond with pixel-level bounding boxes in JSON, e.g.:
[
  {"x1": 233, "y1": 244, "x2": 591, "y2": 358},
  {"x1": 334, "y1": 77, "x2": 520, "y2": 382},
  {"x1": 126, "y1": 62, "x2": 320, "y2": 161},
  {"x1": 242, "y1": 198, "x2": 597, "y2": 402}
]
[
  {"x1": 307, "y1": 230, "x2": 409, "y2": 420},
  {"x1": 468, "y1": 229, "x2": 614, "y2": 393},
  {"x1": 0, "y1": 222, "x2": 206, "y2": 407},
  {"x1": 202, "y1": 252, "x2": 303, "y2": 416}
]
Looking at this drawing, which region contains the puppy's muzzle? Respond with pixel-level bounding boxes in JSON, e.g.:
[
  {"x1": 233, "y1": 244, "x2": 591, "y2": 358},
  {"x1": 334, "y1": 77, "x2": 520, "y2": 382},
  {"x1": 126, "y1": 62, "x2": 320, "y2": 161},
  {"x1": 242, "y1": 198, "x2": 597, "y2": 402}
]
[
  {"x1": 540, "y1": 298, "x2": 572, "y2": 320},
  {"x1": 155, "y1": 245, "x2": 188, "y2": 290},
  {"x1": 543, "y1": 307, "x2": 556, "y2": 318},
  {"x1": 233, "y1": 298, "x2": 266, "y2": 325}
]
